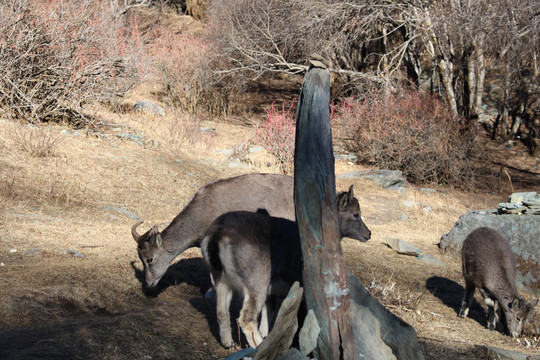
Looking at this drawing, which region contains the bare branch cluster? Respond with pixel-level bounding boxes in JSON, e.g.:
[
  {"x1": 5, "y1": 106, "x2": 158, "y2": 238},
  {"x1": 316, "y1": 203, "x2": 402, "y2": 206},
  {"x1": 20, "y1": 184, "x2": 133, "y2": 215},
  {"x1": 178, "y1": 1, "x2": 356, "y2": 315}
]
[
  {"x1": 0, "y1": 0, "x2": 140, "y2": 126},
  {"x1": 207, "y1": 0, "x2": 539, "y2": 153},
  {"x1": 341, "y1": 90, "x2": 479, "y2": 188}
]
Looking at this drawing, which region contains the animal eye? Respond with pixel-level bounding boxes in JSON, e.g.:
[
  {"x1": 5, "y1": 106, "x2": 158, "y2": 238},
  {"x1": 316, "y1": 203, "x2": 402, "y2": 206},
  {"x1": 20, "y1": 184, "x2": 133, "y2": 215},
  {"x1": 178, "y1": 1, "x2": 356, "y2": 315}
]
[
  {"x1": 147, "y1": 258, "x2": 153, "y2": 264},
  {"x1": 354, "y1": 213, "x2": 360, "y2": 219}
]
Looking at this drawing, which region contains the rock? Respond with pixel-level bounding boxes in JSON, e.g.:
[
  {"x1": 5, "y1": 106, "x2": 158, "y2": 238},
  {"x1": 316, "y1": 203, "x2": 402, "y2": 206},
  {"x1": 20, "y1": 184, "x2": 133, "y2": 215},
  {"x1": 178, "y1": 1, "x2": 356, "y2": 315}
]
[
  {"x1": 349, "y1": 301, "x2": 398, "y2": 360},
  {"x1": 255, "y1": 282, "x2": 303, "y2": 360},
  {"x1": 525, "y1": 206, "x2": 540, "y2": 215},
  {"x1": 498, "y1": 202, "x2": 527, "y2": 214},
  {"x1": 384, "y1": 238, "x2": 422, "y2": 256},
  {"x1": 65, "y1": 249, "x2": 84, "y2": 258},
  {"x1": 60, "y1": 129, "x2": 81, "y2": 136},
  {"x1": 299, "y1": 309, "x2": 320, "y2": 356},
  {"x1": 337, "y1": 169, "x2": 406, "y2": 190},
  {"x1": 100, "y1": 206, "x2": 141, "y2": 221},
  {"x1": 25, "y1": 249, "x2": 41, "y2": 256},
  {"x1": 249, "y1": 145, "x2": 264, "y2": 153},
  {"x1": 200, "y1": 126, "x2": 215, "y2": 133},
  {"x1": 276, "y1": 348, "x2": 309, "y2": 360},
  {"x1": 228, "y1": 159, "x2": 250, "y2": 169},
  {"x1": 481, "y1": 345, "x2": 540, "y2": 360},
  {"x1": 404, "y1": 201, "x2": 417, "y2": 208},
  {"x1": 440, "y1": 210, "x2": 540, "y2": 296},
  {"x1": 499, "y1": 192, "x2": 540, "y2": 214},
  {"x1": 508, "y1": 192, "x2": 537, "y2": 204},
  {"x1": 116, "y1": 132, "x2": 144, "y2": 146},
  {"x1": 524, "y1": 199, "x2": 540, "y2": 207},
  {"x1": 134, "y1": 100, "x2": 165, "y2": 116},
  {"x1": 416, "y1": 254, "x2": 445, "y2": 267},
  {"x1": 334, "y1": 152, "x2": 358, "y2": 163}
]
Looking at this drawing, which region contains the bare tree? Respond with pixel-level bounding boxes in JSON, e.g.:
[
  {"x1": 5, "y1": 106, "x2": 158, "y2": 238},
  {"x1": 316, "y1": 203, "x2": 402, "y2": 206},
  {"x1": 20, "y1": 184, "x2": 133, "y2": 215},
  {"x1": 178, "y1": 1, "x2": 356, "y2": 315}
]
[
  {"x1": 206, "y1": 0, "x2": 539, "y2": 152},
  {"x1": 487, "y1": 1, "x2": 539, "y2": 150},
  {"x1": 207, "y1": 0, "x2": 406, "y2": 90}
]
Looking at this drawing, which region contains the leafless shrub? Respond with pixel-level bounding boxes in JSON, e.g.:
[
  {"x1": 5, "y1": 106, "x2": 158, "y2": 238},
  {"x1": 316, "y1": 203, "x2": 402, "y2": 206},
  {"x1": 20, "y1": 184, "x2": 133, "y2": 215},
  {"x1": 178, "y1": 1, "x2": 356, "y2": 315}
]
[
  {"x1": 162, "y1": 111, "x2": 211, "y2": 154},
  {"x1": 230, "y1": 142, "x2": 250, "y2": 162},
  {"x1": 12, "y1": 124, "x2": 63, "y2": 158},
  {"x1": 340, "y1": 91, "x2": 479, "y2": 189},
  {"x1": 0, "y1": 0, "x2": 140, "y2": 125},
  {"x1": 144, "y1": 25, "x2": 234, "y2": 117}
]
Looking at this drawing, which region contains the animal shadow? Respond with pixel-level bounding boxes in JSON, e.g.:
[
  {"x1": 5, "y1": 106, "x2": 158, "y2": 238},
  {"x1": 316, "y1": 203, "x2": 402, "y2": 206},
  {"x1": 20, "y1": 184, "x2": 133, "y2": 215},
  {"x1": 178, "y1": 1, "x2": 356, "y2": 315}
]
[
  {"x1": 426, "y1": 276, "x2": 486, "y2": 326},
  {"x1": 130, "y1": 258, "x2": 212, "y2": 298}
]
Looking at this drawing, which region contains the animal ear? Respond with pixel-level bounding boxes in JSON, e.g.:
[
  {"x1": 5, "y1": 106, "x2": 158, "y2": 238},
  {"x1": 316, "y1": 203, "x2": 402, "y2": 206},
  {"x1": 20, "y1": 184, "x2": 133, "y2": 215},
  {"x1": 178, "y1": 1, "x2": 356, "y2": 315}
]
[
  {"x1": 256, "y1": 208, "x2": 270, "y2": 216},
  {"x1": 155, "y1": 233, "x2": 163, "y2": 247},
  {"x1": 510, "y1": 298, "x2": 521, "y2": 309},
  {"x1": 348, "y1": 185, "x2": 354, "y2": 199},
  {"x1": 337, "y1": 191, "x2": 350, "y2": 211},
  {"x1": 150, "y1": 226, "x2": 162, "y2": 246}
]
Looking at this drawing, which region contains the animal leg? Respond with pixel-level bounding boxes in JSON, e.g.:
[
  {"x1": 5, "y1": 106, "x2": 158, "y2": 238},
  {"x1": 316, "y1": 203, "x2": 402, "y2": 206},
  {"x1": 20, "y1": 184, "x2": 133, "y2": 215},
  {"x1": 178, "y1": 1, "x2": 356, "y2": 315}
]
[
  {"x1": 485, "y1": 298, "x2": 500, "y2": 330},
  {"x1": 238, "y1": 291, "x2": 265, "y2": 348},
  {"x1": 458, "y1": 284, "x2": 475, "y2": 318},
  {"x1": 215, "y1": 281, "x2": 234, "y2": 348},
  {"x1": 259, "y1": 304, "x2": 268, "y2": 338}
]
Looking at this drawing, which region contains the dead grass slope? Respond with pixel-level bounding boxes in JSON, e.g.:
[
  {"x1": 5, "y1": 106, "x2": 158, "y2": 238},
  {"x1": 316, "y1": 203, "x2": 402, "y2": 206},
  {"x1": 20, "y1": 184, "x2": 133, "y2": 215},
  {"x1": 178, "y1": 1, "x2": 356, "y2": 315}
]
[{"x1": 0, "y1": 109, "x2": 539, "y2": 359}]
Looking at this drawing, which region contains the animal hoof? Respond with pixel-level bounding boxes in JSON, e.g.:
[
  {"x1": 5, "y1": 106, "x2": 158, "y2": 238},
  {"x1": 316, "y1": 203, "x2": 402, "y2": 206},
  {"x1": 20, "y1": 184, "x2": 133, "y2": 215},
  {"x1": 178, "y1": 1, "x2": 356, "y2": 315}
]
[{"x1": 222, "y1": 341, "x2": 235, "y2": 349}]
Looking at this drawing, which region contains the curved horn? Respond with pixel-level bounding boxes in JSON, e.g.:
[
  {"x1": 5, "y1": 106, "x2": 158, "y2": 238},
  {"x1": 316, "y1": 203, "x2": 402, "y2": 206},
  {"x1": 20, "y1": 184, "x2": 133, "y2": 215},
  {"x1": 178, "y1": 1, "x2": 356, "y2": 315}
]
[{"x1": 131, "y1": 221, "x2": 144, "y2": 243}]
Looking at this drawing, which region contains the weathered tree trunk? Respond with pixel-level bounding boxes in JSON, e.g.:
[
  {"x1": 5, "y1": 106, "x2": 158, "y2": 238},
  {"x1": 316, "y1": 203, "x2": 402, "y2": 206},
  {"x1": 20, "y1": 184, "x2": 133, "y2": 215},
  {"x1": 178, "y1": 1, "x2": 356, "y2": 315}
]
[
  {"x1": 294, "y1": 63, "x2": 354, "y2": 360},
  {"x1": 294, "y1": 63, "x2": 425, "y2": 360}
]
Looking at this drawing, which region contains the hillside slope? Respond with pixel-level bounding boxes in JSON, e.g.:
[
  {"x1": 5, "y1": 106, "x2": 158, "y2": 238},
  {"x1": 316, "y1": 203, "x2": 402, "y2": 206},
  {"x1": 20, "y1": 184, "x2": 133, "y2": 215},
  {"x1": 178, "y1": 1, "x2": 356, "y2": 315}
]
[{"x1": 0, "y1": 105, "x2": 538, "y2": 359}]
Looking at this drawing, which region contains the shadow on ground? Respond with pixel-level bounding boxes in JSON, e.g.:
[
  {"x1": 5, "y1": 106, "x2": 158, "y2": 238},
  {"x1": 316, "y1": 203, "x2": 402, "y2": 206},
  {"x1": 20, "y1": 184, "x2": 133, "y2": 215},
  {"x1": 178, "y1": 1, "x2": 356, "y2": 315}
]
[
  {"x1": 426, "y1": 276, "x2": 486, "y2": 326},
  {"x1": 131, "y1": 257, "x2": 212, "y2": 298}
]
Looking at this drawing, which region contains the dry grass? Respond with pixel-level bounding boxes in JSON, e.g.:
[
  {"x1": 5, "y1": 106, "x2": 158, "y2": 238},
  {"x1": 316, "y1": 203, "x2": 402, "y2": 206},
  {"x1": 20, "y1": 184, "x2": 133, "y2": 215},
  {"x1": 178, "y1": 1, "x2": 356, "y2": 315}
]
[{"x1": 0, "y1": 105, "x2": 539, "y2": 360}]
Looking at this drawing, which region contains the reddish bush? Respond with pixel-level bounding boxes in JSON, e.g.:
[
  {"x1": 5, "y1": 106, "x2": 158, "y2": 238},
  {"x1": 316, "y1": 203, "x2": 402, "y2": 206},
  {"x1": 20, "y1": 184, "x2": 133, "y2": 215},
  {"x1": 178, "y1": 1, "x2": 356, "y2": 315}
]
[
  {"x1": 254, "y1": 100, "x2": 296, "y2": 174},
  {"x1": 336, "y1": 90, "x2": 478, "y2": 188}
]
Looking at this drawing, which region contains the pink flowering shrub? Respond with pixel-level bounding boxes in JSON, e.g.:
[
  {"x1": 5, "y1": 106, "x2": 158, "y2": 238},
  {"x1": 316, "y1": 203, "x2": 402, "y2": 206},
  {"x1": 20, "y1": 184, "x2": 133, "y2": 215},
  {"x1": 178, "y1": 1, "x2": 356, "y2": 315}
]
[{"x1": 254, "y1": 100, "x2": 297, "y2": 174}]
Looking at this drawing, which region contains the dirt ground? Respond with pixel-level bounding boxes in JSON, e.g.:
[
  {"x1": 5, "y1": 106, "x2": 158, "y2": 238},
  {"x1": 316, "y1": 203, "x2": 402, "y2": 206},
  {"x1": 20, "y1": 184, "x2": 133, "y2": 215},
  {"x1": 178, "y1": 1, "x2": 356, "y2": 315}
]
[{"x1": 0, "y1": 94, "x2": 539, "y2": 360}]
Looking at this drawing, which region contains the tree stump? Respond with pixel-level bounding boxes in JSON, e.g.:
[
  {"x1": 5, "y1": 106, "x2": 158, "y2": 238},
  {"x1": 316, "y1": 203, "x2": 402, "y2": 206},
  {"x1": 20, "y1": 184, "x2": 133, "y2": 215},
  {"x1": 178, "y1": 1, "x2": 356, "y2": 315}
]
[{"x1": 294, "y1": 63, "x2": 425, "y2": 360}]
